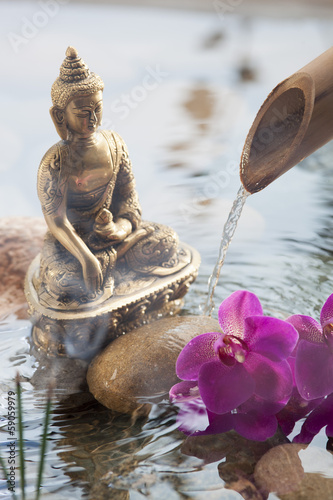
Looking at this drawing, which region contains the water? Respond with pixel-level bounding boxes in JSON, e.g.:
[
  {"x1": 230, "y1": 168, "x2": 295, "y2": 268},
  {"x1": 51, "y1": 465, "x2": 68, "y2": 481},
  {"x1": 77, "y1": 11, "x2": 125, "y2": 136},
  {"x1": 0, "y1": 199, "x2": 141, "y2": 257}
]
[
  {"x1": 203, "y1": 185, "x2": 250, "y2": 316},
  {"x1": 1, "y1": 166, "x2": 333, "y2": 500},
  {"x1": 1, "y1": 1, "x2": 333, "y2": 498}
]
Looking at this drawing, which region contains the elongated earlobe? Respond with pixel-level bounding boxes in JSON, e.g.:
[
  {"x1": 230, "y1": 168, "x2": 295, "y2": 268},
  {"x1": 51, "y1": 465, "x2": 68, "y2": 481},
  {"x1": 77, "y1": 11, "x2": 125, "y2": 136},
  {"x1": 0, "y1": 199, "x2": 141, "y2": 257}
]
[{"x1": 50, "y1": 106, "x2": 67, "y2": 140}]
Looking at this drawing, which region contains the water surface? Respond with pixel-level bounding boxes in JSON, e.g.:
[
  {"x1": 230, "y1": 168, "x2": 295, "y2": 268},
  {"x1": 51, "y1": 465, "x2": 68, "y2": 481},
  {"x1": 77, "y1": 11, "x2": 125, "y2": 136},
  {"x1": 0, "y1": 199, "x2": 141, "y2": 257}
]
[{"x1": 1, "y1": 2, "x2": 333, "y2": 498}]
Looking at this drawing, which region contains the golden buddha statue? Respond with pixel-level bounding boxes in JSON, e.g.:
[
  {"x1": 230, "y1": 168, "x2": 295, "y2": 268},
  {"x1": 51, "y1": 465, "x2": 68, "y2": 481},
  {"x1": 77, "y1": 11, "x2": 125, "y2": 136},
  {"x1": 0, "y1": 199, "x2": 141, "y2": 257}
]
[{"x1": 25, "y1": 47, "x2": 200, "y2": 358}]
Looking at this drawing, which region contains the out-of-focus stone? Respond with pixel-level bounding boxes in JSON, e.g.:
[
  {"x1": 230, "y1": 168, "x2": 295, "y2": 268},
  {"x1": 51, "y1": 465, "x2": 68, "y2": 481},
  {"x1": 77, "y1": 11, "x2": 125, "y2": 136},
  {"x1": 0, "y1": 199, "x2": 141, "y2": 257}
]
[
  {"x1": 30, "y1": 351, "x2": 90, "y2": 396},
  {"x1": 0, "y1": 217, "x2": 46, "y2": 320},
  {"x1": 254, "y1": 443, "x2": 333, "y2": 499},
  {"x1": 182, "y1": 429, "x2": 288, "y2": 499},
  {"x1": 254, "y1": 444, "x2": 305, "y2": 496},
  {"x1": 87, "y1": 315, "x2": 221, "y2": 414},
  {"x1": 182, "y1": 428, "x2": 288, "y2": 466}
]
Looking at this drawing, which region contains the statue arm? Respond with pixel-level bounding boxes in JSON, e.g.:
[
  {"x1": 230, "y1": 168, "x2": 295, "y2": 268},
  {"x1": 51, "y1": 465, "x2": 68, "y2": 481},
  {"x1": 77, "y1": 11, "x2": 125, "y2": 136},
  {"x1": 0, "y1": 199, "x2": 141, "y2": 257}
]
[
  {"x1": 37, "y1": 145, "x2": 102, "y2": 292},
  {"x1": 111, "y1": 133, "x2": 142, "y2": 231}
]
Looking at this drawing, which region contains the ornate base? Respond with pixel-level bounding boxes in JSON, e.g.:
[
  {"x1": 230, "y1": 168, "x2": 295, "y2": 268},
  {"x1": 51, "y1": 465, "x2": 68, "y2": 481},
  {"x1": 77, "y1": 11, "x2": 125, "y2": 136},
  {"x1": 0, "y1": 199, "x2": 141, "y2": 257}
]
[{"x1": 25, "y1": 243, "x2": 200, "y2": 360}]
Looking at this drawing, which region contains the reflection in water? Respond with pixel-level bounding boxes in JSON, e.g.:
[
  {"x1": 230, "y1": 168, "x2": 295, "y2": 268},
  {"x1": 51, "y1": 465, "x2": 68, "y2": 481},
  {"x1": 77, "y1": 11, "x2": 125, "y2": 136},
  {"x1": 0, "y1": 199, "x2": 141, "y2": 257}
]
[
  {"x1": 201, "y1": 30, "x2": 225, "y2": 50},
  {"x1": 238, "y1": 60, "x2": 257, "y2": 83},
  {"x1": 52, "y1": 399, "x2": 223, "y2": 498},
  {"x1": 182, "y1": 430, "x2": 288, "y2": 497},
  {"x1": 166, "y1": 85, "x2": 220, "y2": 173},
  {"x1": 183, "y1": 87, "x2": 215, "y2": 133}
]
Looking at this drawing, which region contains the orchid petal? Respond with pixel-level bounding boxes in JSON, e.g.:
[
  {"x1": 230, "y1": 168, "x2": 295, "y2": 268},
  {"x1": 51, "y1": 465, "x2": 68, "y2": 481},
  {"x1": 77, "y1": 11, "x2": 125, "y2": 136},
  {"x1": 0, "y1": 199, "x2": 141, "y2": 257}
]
[
  {"x1": 198, "y1": 360, "x2": 255, "y2": 414},
  {"x1": 293, "y1": 394, "x2": 333, "y2": 444},
  {"x1": 199, "y1": 410, "x2": 234, "y2": 435},
  {"x1": 245, "y1": 352, "x2": 293, "y2": 402},
  {"x1": 277, "y1": 410, "x2": 298, "y2": 437},
  {"x1": 244, "y1": 316, "x2": 298, "y2": 361},
  {"x1": 176, "y1": 400, "x2": 209, "y2": 434},
  {"x1": 295, "y1": 340, "x2": 333, "y2": 400},
  {"x1": 176, "y1": 332, "x2": 220, "y2": 381},
  {"x1": 287, "y1": 315, "x2": 323, "y2": 344},
  {"x1": 233, "y1": 413, "x2": 278, "y2": 441},
  {"x1": 326, "y1": 421, "x2": 333, "y2": 438},
  {"x1": 287, "y1": 356, "x2": 296, "y2": 382},
  {"x1": 320, "y1": 293, "x2": 333, "y2": 326},
  {"x1": 293, "y1": 426, "x2": 315, "y2": 444},
  {"x1": 239, "y1": 393, "x2": 289, "y2": 416},
  {"x1": 303, "y1": 394, "x2": 333, "y2": 434},
  {"x1": 218, "y1": 290, "x2": 263, "y2": 338},
  {"x1": 169, "y1": 380, "x2": 199, "y2": 403},
  {"x1": 276, "y1": 388, "x2": 323, "y2": 437}
]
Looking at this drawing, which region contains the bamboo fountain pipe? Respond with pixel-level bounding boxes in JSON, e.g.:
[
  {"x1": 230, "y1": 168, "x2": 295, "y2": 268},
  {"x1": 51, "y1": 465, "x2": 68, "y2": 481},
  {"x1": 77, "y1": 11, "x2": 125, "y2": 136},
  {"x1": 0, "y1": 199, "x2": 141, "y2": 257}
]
[{"x1": 240, "y1": 46, "x2": 333, "y2": 194}]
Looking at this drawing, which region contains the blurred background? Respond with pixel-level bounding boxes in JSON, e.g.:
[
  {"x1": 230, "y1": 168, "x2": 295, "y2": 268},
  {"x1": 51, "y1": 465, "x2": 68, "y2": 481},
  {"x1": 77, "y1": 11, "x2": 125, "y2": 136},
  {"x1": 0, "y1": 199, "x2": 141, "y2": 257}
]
[
  {"x1": 1, "y1": 0, "x2": 333, "y2": 315},
  {"x1": 1, "y1": 0, "x2": 332, "y2": 214}
]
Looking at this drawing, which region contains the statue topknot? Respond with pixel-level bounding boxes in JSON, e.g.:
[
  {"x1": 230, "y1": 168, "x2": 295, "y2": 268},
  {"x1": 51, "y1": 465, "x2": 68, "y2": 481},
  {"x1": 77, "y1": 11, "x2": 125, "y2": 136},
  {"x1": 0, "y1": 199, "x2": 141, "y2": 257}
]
[
  {"x1": 51, "y1": 46, "x2": 104, "y2": 110},
  {"x1": 65, "y1": 46, "x2": 78, "y2": 58}
]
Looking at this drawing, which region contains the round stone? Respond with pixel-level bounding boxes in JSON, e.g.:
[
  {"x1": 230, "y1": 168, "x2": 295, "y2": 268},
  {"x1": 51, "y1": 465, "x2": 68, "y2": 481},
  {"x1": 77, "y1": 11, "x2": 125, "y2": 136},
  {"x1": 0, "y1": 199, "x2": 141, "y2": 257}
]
[
  {"x1": 0, "y1": 217, "x2": 46, "y2": 319},
  {"x1": 87, "y1": 315, "x2": 221, "y2": 414},
  {"x1": 254, "y1": 443, "x2": 333, "y2": 498}
]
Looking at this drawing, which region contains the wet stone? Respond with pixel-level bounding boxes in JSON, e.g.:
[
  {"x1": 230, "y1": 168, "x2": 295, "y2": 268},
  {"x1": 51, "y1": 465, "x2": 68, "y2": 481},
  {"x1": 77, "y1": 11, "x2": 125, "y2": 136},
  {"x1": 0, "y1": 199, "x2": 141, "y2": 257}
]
[
  {"x1": 182, "y1": 429, "x2": 288, "y2": 499},
  {"x1": 0, "y1": 216, "x2": 46, "y2": 320},
  {"x1": 30, "y1": 352, "x2": 90, "y2": 396},
  {"x1": 254, "y1": 443, "x2": 333, "y2": 499},
  {"x1": 254, "y1": 443, "x2": 305, "y2": 496},
  {"x1": 182, "y1": 428, "x2": 288, "y2": 466},
  {"x1": 87, "y1": 315, "x2": 221, "y2": 414}
]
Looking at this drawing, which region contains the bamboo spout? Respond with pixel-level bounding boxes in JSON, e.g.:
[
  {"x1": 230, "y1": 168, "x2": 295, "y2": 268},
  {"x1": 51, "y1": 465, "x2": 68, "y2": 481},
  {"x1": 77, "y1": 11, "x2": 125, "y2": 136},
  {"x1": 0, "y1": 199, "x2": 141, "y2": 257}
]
[{"x1": 240, "y1": 47, "x2": 333, "y2": 194}]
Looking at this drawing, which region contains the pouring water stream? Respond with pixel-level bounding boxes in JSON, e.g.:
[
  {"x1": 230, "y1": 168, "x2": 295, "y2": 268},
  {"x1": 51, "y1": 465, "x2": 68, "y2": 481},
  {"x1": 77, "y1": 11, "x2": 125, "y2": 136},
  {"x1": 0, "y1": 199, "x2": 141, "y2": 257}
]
[
  {"x1": 203, "y1": 185, "x2": 250, "y2": 316},
  {"x1": 204, "y1": 47, "x2": 333, "y2": 315}
]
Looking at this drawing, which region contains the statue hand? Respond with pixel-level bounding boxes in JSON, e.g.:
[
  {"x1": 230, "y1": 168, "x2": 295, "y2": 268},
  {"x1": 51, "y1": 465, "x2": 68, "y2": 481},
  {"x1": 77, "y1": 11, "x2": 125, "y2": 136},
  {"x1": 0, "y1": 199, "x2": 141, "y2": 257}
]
[
  {"x1": 82, "y1": 255, "x2": 103, "y2": 293},
  {"x1": 94, "y1": 218, "x2": 132, "y2": 243},
  {"x1": 94, "y1": 221, "x2": 118, "y2": 240}
]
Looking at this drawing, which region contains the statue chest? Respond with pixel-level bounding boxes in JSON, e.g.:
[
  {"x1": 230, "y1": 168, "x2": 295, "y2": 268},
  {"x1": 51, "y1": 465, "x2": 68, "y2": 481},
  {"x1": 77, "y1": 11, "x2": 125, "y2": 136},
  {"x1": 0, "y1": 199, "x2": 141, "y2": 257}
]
[{"x1": 67, "y1": 142, "x2": 113, "y2": 194}]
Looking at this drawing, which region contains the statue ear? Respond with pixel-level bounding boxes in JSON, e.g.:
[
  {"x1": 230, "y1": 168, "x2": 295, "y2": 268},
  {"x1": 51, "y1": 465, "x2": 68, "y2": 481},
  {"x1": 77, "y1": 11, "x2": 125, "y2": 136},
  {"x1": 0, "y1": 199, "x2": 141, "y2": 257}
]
[{"x1": 50, "y1": 106, "x2": 67, "y2": 140}]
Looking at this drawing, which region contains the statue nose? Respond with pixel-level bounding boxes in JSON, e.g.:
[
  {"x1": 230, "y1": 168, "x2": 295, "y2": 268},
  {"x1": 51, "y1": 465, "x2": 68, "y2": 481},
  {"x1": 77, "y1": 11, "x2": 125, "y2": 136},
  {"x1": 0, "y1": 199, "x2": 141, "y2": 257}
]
[{"x1": 89, "y1": 111, "x2": 97, "y2": 123}]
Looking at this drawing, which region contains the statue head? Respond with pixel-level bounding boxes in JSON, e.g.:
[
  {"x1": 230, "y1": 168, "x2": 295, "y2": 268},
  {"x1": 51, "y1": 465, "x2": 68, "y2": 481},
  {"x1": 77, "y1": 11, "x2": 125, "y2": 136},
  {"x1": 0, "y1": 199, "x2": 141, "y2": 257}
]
[{"x1": 50, "y1": 47, "x2": 104, "y2": 140}]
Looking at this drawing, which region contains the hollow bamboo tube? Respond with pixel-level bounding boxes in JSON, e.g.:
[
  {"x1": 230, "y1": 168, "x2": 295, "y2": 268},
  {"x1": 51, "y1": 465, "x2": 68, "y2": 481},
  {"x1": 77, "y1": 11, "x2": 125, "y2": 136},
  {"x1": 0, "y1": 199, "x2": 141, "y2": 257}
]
[{"x1": 240, "y1": 46, "x2": 333, "y2": 194}]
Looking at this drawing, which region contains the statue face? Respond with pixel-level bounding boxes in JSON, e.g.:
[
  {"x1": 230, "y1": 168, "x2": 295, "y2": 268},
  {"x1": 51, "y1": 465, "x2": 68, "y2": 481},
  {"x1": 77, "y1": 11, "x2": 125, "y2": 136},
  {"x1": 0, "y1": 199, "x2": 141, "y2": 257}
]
[{"x1": 64, "y1": 91, "x2": 103, "y2": 137}]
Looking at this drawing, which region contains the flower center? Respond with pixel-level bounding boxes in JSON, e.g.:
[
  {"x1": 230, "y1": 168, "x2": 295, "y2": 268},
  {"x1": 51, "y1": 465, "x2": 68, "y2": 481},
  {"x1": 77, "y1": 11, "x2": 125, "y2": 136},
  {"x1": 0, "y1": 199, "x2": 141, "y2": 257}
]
[
  {"x1": 323, "y1": 323, "x2": 333, "y2": 353},
  {"x1": 217, "y1": 335, "x2": 248, "y2": 366}
]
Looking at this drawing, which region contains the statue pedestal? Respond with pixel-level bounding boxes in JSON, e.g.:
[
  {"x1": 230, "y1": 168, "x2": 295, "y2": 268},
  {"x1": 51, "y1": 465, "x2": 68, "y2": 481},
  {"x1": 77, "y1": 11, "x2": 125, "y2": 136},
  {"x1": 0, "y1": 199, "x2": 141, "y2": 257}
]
[{"x1": 25, "y1": 243, "x2": 200, "y2": 360}]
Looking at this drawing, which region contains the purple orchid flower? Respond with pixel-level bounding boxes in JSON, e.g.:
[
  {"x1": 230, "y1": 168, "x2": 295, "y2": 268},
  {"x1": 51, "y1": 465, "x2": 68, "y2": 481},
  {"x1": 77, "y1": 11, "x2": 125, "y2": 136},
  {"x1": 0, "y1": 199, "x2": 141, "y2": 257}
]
[
  {"x1": 293, "y1": 393, "x2": 333, "y2": 444},
  {"x1": 276, "y1": 357, "x2": 323, "y2": 436},
  {"x1": 287, "y1": 293, "x2": 333, "y2": 400},
  {"x1": 170, "y1": 291, "x2": 298, "y2": 429},
  {"x1": 171, "y1": 382, "x2": 287, "y2": 440}
]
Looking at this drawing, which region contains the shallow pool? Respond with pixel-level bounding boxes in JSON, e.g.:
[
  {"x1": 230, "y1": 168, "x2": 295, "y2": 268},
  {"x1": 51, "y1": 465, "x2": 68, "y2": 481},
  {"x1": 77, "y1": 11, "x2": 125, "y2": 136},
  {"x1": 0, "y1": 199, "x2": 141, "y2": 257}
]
[{"x1": 1, "y1": 1, "x2": 333, "y2": 498}]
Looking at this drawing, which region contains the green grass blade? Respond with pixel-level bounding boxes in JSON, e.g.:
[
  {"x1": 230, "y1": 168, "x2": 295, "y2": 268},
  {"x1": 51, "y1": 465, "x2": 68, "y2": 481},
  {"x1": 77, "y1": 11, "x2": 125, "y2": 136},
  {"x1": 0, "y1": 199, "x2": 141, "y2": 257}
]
[
  {"x1": 35, "y1": 384, "x2": 53, "y2": 500},
  {"x1": 16, "y1": 374, "x2": 25, "y2": 500}
]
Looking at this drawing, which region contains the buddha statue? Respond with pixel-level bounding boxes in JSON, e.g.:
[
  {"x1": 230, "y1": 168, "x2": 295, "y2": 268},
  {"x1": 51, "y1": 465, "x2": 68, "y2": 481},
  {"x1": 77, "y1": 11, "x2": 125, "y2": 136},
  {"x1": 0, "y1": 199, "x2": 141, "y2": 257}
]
[
  {"x1": 26, "y1": 47, "x2": 200, "y2": 357},
  {"x1": 34, "y1": 46, "x2": 187, "y2": 309}
]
